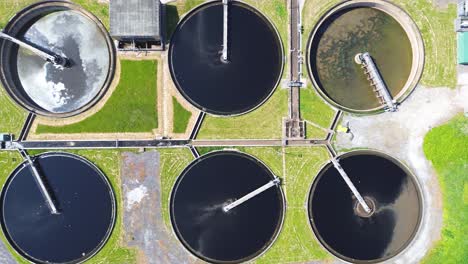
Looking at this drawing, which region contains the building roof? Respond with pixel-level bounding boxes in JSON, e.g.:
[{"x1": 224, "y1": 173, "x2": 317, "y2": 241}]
[
  {"x1": 110, "y1": 0, "x2": 161, "y2": 40},
  {"x1": 458, "y1": 32, "x2": 468, "y2": 64}
]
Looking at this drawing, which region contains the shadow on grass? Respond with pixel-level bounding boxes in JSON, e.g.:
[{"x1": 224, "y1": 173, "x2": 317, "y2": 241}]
[{"x1": 165, "y1": 5, "x2": 180, "y2": 44}]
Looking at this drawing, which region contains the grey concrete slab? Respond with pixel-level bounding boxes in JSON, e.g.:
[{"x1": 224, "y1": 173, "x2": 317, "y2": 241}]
[
  {"x1": 0, "y1": 242, "x2": 16, "y2": 264},
  {"x1": 120, "y1": 151, "x2": 196, "y2": 264}
]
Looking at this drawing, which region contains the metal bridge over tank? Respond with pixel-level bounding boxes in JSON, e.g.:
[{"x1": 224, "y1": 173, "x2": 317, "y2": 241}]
[{"x1": 355, "y1": 52, "x2": 398, "y2": 112}]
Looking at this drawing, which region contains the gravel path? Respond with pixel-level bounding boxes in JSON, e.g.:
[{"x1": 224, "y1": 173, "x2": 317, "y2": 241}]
[
  {"x1": 121, "y1": 151, "x2": 196, "y2": 264},
  {"x1": 334, "y1": 82, "x2": 466, "y2": 263},
  {"x1": 0, "y1": 243, "x2": 16, "y2": 264}
]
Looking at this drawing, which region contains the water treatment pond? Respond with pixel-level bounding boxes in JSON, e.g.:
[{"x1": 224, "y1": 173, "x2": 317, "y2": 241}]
[
  {"x1": 1, "y1": 153, "x2": 115, "y2": 264},
  {"x1": 169, "y1": 1, "x2": 283, "y2": 115},
  {"x1": 170, "y1": 151, "x2": 284, "y2": 263},
  {"x1": 308, "y1": 151, "x2": 421, "y2": 263},
  {"x1": 0, "y1": 2, "x2": 114, "y2": 116},
  {"x1": 308, "y1": 7, "x2": 413, "y2": 111}
]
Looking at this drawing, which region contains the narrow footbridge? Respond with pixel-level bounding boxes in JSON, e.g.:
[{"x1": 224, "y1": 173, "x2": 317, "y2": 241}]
[{"x1": 356, "y1": 52, "x2": 398, "y2": 112}]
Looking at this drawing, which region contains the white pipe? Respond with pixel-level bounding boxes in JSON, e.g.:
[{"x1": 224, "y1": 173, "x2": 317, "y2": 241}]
[
  {"x1": 330, "y1": 158, "x2": 371, "y2": 213},
  {"x1": 221, "y1": 0, "x2": 229, "y2": 62},
  {"x1": 23, "y1": 154, "x2": 59, "y2": 215},
  {"x1": 0, "y1": 30, "x2": 67, "y2": 67},
  {"x1": 223, "y1": 177, "x2": 280, "y2": 212}
]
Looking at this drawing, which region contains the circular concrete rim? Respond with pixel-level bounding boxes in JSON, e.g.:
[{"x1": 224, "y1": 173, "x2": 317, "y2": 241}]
[
  {"x1": 0, "y1": 151, "x2": 117, "y2": 264},
  {"x1": 306, "y1": 149, "x2": 424, "y2": 264},
  {"x1": 0, "y1": 0, "x2": 117, "y2": 118},
  {"x1": 306, "y1": 0, "x2": 425, "y2": 115},
  {"x1": 168, "y1": 150, "x2": 286, "y2": 264},
  {"x1": 168, "y1": 0, "x2": 285, "y2": 117}
]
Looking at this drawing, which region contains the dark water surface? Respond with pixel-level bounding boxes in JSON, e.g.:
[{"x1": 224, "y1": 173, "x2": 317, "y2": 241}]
[
  {"x1": 308, "y1": 152, "x2": 421, "y2": 263},
  {"x1": 169, "y1": 1, "x2": 283, "y2": 115},
  {"x1": 309, "y1": 7, "x2": 413, "y2": 110},
  {"x1": 171, "y1": 151, "x2": 284, "y2": 263},
  {"x1": 1, "y1": 153, "x2": 115, "y2": 264}
]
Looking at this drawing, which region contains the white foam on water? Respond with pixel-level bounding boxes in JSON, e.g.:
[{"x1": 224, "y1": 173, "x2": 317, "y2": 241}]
[
  {"x1": 17, "y1": 10, "x2": 110, "y2": 113},
  {"x1": 18, "y1": 60, "x2": 71, "y2": 111}
]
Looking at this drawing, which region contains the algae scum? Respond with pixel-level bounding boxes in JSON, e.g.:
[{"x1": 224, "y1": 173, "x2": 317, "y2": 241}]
[{"x1": 310, "y1": 7, "x2": 412, "y2": 110}]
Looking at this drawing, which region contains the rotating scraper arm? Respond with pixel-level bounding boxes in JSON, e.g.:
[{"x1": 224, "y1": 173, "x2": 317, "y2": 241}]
[
  {"x1": 221, "y1": 0, "x2": 229, "y2": 62},
  {"x1": 0, "y1": 30, "x2": 68, "y2": 67},
  {"x1": 223, "y1": 177, "x2": 280, "y2": 212}
]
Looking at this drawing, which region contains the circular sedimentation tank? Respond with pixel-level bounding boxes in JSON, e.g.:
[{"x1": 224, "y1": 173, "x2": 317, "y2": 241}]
[
  {"x1": 308, "y1": 150, "x2": 422, "y2": 263},
  {"x1": 170, "y1": 151, "x2": 285, "y2": 263},
  {"x1": 307, "y1": 0, "x2": 424, "y2": 113},
  {"x1": 169, "y1": 0, "x2": 283, "y2": 116},
  {"x1": 1, "y1": 152, "x2": 115, "y2": 264},
  {"x1": 0, "y1": 0, "x2": 116, "y2": 117}
]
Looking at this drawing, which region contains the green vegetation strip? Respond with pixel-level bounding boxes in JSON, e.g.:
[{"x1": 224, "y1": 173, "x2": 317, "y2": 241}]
[
  {"x1": 159, "y1": 147, "x2": 194, "y2": 228},
  {"x1": 37, "y1": 60, "x2": 158, "y2": 134},
  {"x1": 172, "y1": 97, "x2": 192, "y2": 134},
  {"x1": 422, "y1": 114, "x2": 468, "y2": 264},
  {"x1": 300, "y1": 85, "x2": 335, "y2": 139},
  {"x1": 302, "y1": 0, "x2": 456, "y2": 88},
  {"x1": 0, "y1": 88, "x2": 27, "y2": 136},
  {"x1": 255, "y1": 147, "x2": 331, "y2": 263},
  {"x1": 197, "y1": 90, "x2": 288, "y2": 139},
  {"x1": 0, "y1": 150, "x2": 137, "y2": 264},
  {"x1": 0, "y1": 0, "x2": 109, "y2": 29},
  {"x1": 392, "y1": 0, "x2": 456, "y2": 88}
]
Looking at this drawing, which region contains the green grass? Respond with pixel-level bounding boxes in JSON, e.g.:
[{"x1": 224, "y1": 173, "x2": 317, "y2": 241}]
[
  {"x1": 36, "y1": 60, "x2": 158, "y2": 134},
  {"x1": 300, "y1": 85, "x2": 336, "y2": 140},
  {"x1": 464, "y1": 182, "x2": 468, "y2": 205},
  {"x1": 172, "y1": 97, "x2": 192, "y2": 134},
  {"x1": 0, "y1": 87, "x2": 27, "y2": 136},
  {"x1": 0, "y1": 0, "x2": 36, "y2": 28},
  {"x1": 300, "y1": 86, "x2": 335, "y2": 128},
  {"x1": 302, "y1": 0, "x2": 457, "y2": 88},
  {"x1": 256, "y1": 147, "x2": 331, "y2": 263},
  {"x1": 0, "y1": 0, "x2": 109, "y2": 29},
  {"x1": 305, "y1": 124, "x2": 327, "y2": 140},
  {"x1": 243, "y1": 147, "x2": 283, "y2": 176},
  {"x1": 197, "y1": 89, "x2": 288, "y2": 139},
  {"x1": 0, "y1": 149, "x2": 137, "y2": 264},
  {"x1": 392, "y1": 0, "x2": 457, "y2": 87},
  {"x1": 159, "y1": 147, "x2": 194, "y2": 229},
  {"x1": 422, "y1": 114, "x2": 468, "y2": 264}
]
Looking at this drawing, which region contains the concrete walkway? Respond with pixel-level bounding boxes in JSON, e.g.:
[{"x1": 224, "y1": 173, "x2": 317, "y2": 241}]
[
  {"x1": 121, "y1": 151, "x2": 196, "y2": 264},
  {"x1": 334, "y1": 82, "x2": 467, "y2": 263},
  {"x1": 0, "y1": 244, "x2": 16, "y2": 264}
]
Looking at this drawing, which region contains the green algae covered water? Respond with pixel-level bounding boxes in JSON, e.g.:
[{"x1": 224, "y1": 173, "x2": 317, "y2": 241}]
[{"x1": 309, "y1": 7, "x2": 413, "y2": 111}]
